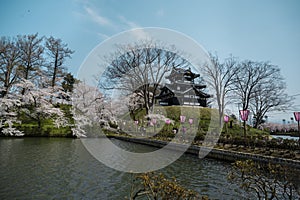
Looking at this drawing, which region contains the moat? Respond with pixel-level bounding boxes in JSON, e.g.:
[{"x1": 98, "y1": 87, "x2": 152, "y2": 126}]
[{"x1": 0, "y1": 137, "x2": 250, "y2": 199}]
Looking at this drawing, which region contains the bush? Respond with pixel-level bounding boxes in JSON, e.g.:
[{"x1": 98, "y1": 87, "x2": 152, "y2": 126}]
[
  {"x1": 128, "y1": 172, "x2": 204, "y2": 199},
  {"x1": 109, "y1": 121, "x2": 118, "y2": 129},
  {"x1": 228, "y1": 160, "x2": 300, "y2": 200}
]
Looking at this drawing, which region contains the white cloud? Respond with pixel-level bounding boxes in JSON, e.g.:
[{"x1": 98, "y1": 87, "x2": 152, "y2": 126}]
[
  {"x1": 97, "y1": 32, "x2": 110, "y2": 40},
  {"x1": 77, "y1": 2, "x2": 150, "y2": 41},
  {"x1": 118, "y1": 15, "x2": 139, "y2": 29},
  {"x1": 84, "y1": 7, "x2": 112, "y2": 26},
  {"x1": 118, "y1": 16, "x2": 149, "y2": 40}
]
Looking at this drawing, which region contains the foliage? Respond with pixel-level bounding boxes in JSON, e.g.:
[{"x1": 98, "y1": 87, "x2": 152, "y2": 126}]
[
  {"x1": 62, "y1": 72, "x2": 77, "y2": 100},
  {"x1": 128, "y1": 172, "x2": 206, "y2": 200},
  {"x1": 228, "y1": 160, "x2": 300, "y2": 200},
  {"x1": 9, "y1": 104, "x2": 73, "y2": 137},
  {"x1": 14, "y1": 123, "x2": 72, "y2": 137}
]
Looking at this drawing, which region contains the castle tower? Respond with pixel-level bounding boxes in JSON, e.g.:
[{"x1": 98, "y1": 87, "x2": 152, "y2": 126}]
[{"x1": 155, "y1": 67, "x2": 210, "y2": 106}]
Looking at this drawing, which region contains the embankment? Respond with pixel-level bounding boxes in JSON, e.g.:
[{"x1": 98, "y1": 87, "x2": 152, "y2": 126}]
[{"x1": 112, "y1": 135, "x2": 300, "y2": 169}]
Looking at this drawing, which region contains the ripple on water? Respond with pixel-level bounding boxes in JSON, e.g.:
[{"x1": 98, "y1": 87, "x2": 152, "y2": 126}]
[{"x1": 1, "y1": 138, "x2": 248, "y2": 199}]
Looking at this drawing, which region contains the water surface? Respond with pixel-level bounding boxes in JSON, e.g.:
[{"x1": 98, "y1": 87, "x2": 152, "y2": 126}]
[{"x1": 0, "y1": 138, "x2": 247, "y2": 199}]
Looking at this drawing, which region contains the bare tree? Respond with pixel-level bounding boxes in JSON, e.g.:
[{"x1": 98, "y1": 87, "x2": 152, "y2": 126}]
[
  {"x1": 17, "y1": 33, "x2": 44, "y2": 93},
  {"x1": 250, "y1": 79, "x2": 293, "y2": 128},
  {"x1": 45, "y1": 36, "x2": 74, "y2": 88},
  {"x1": 233, "y1": 61, "x2": 281, "y2": 112},
  {"x1": 0, "y1": 36, "x2": 21, "y2": 97},
  {"x1": 233, "y1": 61, "x2": 289, "y2": 137},
  {"x1": 202, "y1": 53, "x2": 239, "y2": 126},
  {"x1": 99, "y1": 41, "x2": 188, "y2": 115}
]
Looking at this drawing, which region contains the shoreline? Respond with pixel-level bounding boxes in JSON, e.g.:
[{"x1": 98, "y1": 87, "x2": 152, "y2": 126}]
[
  {"x1": 111, "y1": 135, "x2": 300, "y2": 169},
  {"x1": 2, "y1": 134, "x2": 299, "y2": 169}
]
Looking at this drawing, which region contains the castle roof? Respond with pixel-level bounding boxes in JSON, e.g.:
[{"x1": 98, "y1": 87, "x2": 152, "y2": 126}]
[{"x1": 166, "y1": 67, "x2": 200, "y2": 82}]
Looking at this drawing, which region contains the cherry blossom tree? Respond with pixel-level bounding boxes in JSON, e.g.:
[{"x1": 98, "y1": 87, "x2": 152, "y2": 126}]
[
  {"x1": 16, "y1": 79, "x2": 66, "y2": 131},
  {"x1": 71, "y1": 82, "x2": 106, "y2": 137},
  {"x1": 0, "y1": 33, "x2": 77, "y2": 136},
  {"x1": 0, "y1": 95, "x2": 23, "y2": 136}
]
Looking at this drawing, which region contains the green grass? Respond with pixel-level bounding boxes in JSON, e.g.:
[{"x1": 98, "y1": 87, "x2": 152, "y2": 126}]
[
  {"x1": 126, "y1": 106, "x2": 269, "y2": 141},
  {"x1": 11, "y1": 103, "x2": 74, "y2": 137},
  {"x1": 14, "y1": 123, "x2": 73, "y2": 137}
]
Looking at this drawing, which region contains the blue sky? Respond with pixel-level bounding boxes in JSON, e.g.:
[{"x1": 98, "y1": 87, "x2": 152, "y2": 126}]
[{"x1": 1, "y1": 0, "x2": 300, "y2": 122}]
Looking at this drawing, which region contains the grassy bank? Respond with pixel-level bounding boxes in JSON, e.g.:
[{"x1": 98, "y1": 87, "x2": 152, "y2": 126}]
[
  {"x1": 13, "y1": 124, "x2": 73, "y2": 137},
  {"x1": 4, "y1": 104, "x2": 75, "y2": 137},
  {"x1": 119, "y1": 106, "x2": 270, "y2": 141},
  {"x1": 104, "y1": 104, "x2": 300, "y2": 161}
]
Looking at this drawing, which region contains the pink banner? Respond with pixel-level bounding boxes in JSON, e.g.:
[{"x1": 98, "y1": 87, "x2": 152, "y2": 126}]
[
  {"x1": 239, "y1": 110, "x2": 250, "y2": 121},
  {"x1": 151, "y1": 118, "x2": 157, "y2": 125},
  {"x1": 180, "y1": 115, "x2": 186, "y2": 123},
  {"x1": 294, "y1": 112, "x2": 300, "y2": 122},
  {"x1": 224, "y1": 115, "x2": 230, "y2": 123}
]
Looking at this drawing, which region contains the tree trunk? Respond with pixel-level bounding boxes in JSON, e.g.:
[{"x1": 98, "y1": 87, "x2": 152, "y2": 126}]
[
  {"x1": 51, "y1": 51, "x2": 59, "y2": 88},
  {"x1": 243, "y1": 120, "x2": 248, "y2": 146},
  {"x1": 21, "y1": 64, "x2": 30, "y2": 95},
  {"x1": 38, "y1": 120, "x2": 42, "y2": 134}
]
